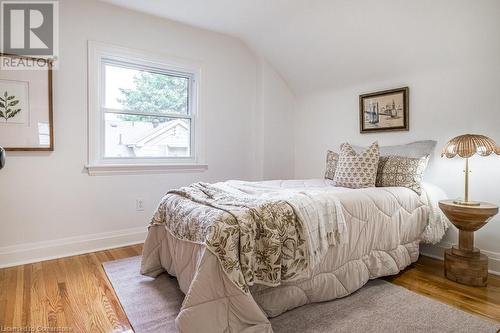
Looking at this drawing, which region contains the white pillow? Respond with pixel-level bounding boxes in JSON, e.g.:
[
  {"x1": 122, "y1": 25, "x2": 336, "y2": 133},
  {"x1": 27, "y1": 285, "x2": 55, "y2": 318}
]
[{"x1": 352, "y1": 140, "x2": 436, "y2": 158}]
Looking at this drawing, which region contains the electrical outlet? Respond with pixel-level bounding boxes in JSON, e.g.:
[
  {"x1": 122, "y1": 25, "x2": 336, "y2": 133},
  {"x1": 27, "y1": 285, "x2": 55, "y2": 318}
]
[{"x1": 136, "y1": 199, "x2": 145, "y2": 211}]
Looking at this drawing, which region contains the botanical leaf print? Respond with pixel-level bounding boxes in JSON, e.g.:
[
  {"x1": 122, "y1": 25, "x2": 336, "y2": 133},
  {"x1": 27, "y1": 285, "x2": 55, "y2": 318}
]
[
  {"x1": 0, "y1": 91, "x2": 21, "y2": 121},
  {"x1": 150, "y1": 182, "x2": 308, "y2": 293}
]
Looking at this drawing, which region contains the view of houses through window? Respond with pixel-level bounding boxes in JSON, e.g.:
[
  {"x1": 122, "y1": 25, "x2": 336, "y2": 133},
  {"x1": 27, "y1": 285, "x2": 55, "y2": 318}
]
[{"x1": 102, "y1": 61, "x2": 192, "y2": 159}]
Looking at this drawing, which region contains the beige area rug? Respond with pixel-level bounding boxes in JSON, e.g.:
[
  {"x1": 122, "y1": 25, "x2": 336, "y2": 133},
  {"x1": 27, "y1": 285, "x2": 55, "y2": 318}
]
[{"x1": 103, "y1": 256, "x2": 500, "y2": 333}]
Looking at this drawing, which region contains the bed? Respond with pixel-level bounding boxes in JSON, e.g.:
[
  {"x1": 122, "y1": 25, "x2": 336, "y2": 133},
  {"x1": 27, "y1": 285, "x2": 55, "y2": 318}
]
[{"x1": 140, "y1": 178, "x2": 447, "y2": 333}]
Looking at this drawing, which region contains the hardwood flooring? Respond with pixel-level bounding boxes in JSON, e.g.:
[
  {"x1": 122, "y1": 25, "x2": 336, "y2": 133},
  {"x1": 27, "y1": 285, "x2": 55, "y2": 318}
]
[
  {"x1": 384, "y1": 255, "x2": 500, "y2": 323},
  {"x1": 0, "y1": 244, "x2": 142, "y2": 333},
  {"x1": 1, "y1": 246, "x2": 499, "y2": 333}
]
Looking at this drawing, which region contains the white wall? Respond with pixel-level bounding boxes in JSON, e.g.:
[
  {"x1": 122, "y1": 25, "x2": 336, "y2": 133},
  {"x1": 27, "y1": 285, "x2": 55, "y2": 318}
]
[
  {"x1": 294, "y1": 62, "x2": 500, "y2": 271},
  {"x1": 256, "y1": 59, "x2": 296, "y2": 180},
  {"x1": 0, "y1": 0, "x2": 293, "y2": 267}
]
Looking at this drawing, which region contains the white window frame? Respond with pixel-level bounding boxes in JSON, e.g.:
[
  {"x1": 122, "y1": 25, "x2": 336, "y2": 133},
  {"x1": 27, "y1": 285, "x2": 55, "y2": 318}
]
[{"x1": 86, "y1": 41, "x2": 206, "y2": 175}]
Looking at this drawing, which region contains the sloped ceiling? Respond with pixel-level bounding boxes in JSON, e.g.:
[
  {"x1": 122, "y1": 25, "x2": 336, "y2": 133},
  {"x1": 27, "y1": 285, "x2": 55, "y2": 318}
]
[{"x1": 102, "y1": 0, "x2": 500, "y2": 95}]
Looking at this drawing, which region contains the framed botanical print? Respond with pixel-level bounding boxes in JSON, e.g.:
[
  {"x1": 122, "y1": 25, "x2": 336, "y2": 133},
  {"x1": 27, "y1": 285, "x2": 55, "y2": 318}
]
[
  {"x1": 359, "y1": 87, "x2": 409, "y2": 133},
  {"x1": 0, "y1": 54, "x2": 53, "y2": 150}
]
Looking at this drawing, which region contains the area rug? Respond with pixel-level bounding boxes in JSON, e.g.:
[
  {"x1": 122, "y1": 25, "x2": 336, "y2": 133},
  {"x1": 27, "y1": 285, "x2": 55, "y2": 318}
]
[{"x1": 103, "y1": 256, "x2": 500, "y2": 333}]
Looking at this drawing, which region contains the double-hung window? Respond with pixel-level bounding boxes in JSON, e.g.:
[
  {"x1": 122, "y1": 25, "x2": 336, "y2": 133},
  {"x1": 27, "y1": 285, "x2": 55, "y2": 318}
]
[{"x1": 87, "y1": 42, "x2": 205, "y2": 175}]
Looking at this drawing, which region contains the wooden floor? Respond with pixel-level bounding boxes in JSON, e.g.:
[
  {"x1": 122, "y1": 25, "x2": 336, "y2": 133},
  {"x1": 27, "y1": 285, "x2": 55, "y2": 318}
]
[
  {"x1": 1, "y1": 246, "x2": 499, "y2": 333},
  {"x1": 384, "y1": 255, "x2": 500, "y2": 323},
  {"x1": 0, "y1": 244, "x2": 142, "y2": 333}
]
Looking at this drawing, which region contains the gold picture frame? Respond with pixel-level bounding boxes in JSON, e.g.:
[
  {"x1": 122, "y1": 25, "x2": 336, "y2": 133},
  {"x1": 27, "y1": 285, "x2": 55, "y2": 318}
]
[{"x1": 359, "y1": 87, "x2": 409, "y2": 133}]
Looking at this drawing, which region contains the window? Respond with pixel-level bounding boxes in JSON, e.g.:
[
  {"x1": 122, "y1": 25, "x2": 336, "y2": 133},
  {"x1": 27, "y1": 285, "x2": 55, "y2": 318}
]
[
  {"x1": 103, "y1": 62, "x2": 192, "y2": 159},
  {"x1": 87, "y1": 42, "x2": 206, "y2": 175}
]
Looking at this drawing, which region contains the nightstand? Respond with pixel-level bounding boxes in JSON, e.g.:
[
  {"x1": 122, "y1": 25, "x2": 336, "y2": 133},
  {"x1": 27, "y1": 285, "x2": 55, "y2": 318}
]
[{"x1": 439, "y1": 200, "x2": 498, "y2": 286}]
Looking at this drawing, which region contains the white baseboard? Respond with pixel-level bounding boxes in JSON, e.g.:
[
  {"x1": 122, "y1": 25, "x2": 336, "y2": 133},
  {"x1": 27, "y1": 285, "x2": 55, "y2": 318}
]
[
  {"x1": 0, "y1": 227, "x2": 147, "y2": 269},
  {"x1": 420, "y1": 242, "x2": 500, "y2": 276}
]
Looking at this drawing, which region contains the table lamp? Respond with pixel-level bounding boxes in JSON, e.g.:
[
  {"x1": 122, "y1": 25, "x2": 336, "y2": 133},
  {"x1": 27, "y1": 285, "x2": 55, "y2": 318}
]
[{"x1": 442, "y1": 134, "x2": 498, "y2": 206}]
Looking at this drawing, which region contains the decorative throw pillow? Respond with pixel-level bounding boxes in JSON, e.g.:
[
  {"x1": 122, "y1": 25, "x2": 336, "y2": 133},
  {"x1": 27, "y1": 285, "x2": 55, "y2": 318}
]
[
  {"x1": 378, "y1": 155, "x2": 429, "y2": 195},
  {"x1": 333, "y1": 142, "x2": 380, "y2": 188},
  {"x1": 375, "y1": 156, "x2": 390, "y2": 186},
  {"x1": 324, "y1": 150, "x2": 339, "y2": 180}
]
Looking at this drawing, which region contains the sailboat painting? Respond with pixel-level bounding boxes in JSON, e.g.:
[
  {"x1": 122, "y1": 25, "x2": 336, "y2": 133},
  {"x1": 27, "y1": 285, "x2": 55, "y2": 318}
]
[{"x1": 359, "y1": 87, "x2": 409, "y2": 133}]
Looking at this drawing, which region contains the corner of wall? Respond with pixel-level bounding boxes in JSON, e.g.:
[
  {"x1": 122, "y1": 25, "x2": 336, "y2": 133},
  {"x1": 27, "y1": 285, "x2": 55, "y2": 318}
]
[{"x1": 255, "y1": 57, "x2": 297, "y2": 180}]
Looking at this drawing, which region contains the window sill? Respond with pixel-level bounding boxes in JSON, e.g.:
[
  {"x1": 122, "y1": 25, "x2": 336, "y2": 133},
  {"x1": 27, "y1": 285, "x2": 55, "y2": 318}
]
[{"x1": 85, "y1": 163, "x2": 208, "y2": 176}]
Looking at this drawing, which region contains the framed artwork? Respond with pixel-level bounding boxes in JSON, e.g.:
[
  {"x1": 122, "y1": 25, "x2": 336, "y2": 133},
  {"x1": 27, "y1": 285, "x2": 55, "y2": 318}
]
[
  {"x1": 0, "y1": 54, "x2": 53, "y2": 151},
  {"x1": 359, "y1": 87, "x2": 409, "y2": 133}
]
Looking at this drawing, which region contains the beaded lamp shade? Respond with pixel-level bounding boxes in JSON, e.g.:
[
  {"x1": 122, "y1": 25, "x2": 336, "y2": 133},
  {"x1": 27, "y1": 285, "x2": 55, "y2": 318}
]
[
  {"x1": 441, "y1": 134, "x2": 498, "y2": 158},
  {"x1": 441, "y1": 134, "x2": 498, "y2": 206}
]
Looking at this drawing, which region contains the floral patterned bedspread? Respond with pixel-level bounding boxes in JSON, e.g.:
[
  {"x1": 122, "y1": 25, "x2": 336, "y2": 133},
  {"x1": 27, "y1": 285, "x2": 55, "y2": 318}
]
[{"x1": 150, "y1": 182, "x2": 309, "y2": 293}]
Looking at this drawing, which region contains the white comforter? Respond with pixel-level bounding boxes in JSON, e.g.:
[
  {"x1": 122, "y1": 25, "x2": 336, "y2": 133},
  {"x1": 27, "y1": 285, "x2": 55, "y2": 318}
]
[{"x1": 141, "y1": 179, "x2": 447, "y2": 332}]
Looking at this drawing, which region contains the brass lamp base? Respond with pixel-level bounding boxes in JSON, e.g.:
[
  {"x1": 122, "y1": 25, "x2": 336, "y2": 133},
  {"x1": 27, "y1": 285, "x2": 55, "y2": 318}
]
[
  {"x1": 453, "y1": 199, "x2": 481, "y2": 206},
  {"x1": 454, "y1": 157, "x2": 481, "y2": 206}
]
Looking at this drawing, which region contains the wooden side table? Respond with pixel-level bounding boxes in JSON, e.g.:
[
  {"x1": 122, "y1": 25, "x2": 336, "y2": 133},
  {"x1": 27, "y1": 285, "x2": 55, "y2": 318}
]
[{"x1": 439, "y1": 200, "x2": 498, "y2": 286}]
